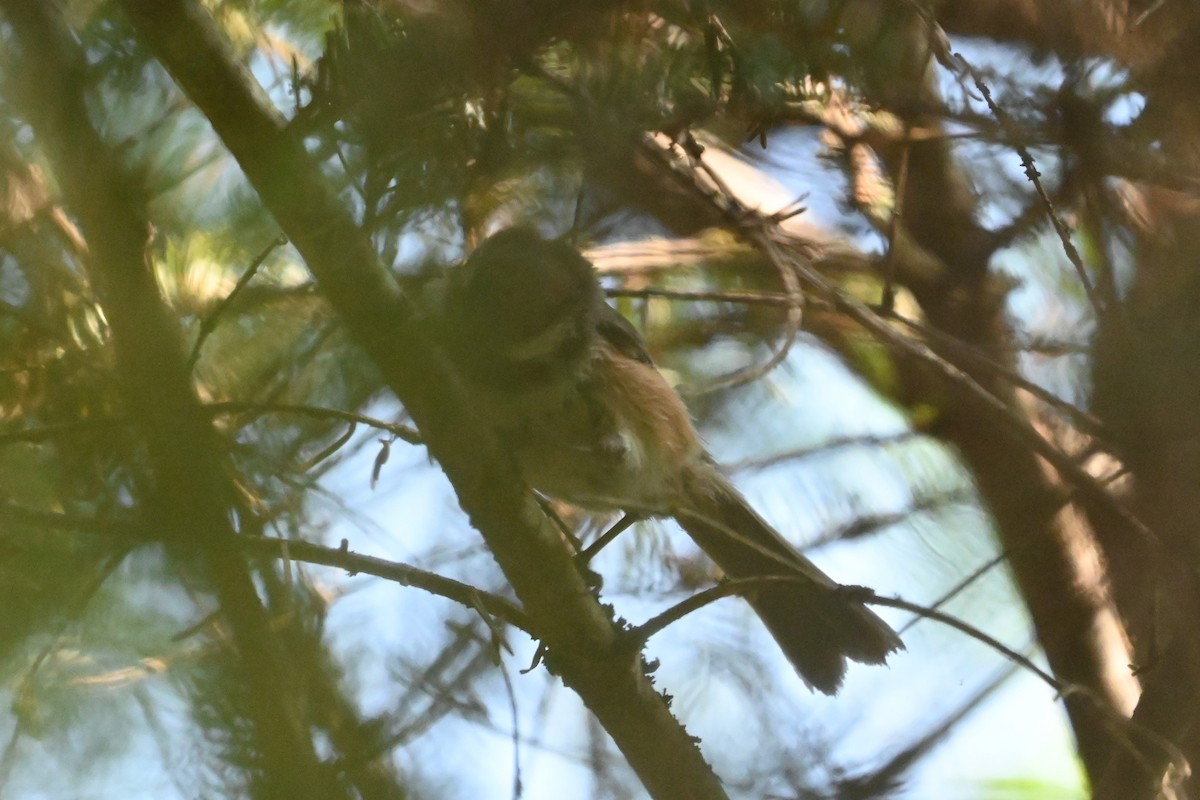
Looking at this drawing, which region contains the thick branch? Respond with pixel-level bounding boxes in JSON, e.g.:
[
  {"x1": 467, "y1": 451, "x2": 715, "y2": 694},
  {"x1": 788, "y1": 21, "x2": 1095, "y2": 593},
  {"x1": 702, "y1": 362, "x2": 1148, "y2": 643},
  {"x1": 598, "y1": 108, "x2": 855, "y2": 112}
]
[
  {"x1": 783, "y1": 9, "x2": 1142, "y2": 783},
  {"x1": 116, "y1": 2, "x2": 728, "y2": 797},
  {"x1": 0, "y1": 3, "x2": 335, "y2": 796}
]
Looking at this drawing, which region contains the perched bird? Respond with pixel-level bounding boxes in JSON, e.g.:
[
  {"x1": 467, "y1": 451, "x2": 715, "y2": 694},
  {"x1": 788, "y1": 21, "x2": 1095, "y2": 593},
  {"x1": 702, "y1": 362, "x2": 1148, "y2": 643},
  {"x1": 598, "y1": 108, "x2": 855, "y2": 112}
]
[{"x1": 442, "y1": 227, "x2": 902, "y2": 693}]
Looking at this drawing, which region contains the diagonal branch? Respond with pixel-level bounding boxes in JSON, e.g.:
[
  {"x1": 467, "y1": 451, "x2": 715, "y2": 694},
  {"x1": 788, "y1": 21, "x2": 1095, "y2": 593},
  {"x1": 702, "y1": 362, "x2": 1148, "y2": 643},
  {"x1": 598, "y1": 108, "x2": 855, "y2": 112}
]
[
  {"x1": 0, "y1": 3, "x2": 337, "y2": 796},
  {"x1": 580, "y1": 47, "x2": 1141, "y2": 783},
  {"x1": 240, "y1": 536, "x2": 536, "y2": 636},
  {"x1": 115, "y1": 2, "x2": 729, "y2": 798}
]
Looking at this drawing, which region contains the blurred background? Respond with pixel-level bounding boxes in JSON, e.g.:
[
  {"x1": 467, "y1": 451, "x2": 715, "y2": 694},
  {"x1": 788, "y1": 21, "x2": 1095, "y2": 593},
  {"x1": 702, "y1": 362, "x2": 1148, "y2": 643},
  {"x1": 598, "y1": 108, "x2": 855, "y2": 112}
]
[{"x1": 4, "y1": 1, "x2": 1199, "y2": 798}]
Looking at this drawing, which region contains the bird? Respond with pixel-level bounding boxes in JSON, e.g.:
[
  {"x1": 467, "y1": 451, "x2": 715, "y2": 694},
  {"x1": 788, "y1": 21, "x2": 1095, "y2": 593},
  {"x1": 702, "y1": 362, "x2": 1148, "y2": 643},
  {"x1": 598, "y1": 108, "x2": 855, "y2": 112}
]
[{"x1": 440, "y1": 226, "x2": 902, "y2": 694}]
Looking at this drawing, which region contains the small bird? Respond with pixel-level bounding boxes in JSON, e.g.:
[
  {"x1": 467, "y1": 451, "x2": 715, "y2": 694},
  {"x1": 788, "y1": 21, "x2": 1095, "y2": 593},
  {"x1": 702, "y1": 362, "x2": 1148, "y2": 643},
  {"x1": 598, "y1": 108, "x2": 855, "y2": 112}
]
[{"x1": 442, "y1": 227, "x2": 902, "y2": 693}]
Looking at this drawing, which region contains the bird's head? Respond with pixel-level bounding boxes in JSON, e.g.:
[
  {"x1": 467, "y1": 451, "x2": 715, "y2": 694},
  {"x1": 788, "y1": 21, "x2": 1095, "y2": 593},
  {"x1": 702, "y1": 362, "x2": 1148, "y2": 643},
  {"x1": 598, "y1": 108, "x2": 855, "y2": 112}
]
[{"x1": 446, "y1": 227, "x2": 603, "y2": 393}]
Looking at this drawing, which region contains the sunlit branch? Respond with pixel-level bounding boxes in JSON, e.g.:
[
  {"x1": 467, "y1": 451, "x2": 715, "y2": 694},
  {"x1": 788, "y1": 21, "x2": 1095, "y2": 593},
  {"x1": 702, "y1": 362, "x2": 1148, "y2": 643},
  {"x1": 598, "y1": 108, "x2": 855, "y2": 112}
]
[{"x1": 187, "y1": 233, "x2": 289, "y2": 370}]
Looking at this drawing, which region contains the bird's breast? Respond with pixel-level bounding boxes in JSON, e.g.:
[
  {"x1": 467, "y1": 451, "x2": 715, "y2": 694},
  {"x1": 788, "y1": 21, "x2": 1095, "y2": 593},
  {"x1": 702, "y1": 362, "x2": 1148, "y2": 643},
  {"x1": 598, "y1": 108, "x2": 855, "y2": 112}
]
[{"x1": 507, "y1": 343, "x2": 701, "y2": 512}]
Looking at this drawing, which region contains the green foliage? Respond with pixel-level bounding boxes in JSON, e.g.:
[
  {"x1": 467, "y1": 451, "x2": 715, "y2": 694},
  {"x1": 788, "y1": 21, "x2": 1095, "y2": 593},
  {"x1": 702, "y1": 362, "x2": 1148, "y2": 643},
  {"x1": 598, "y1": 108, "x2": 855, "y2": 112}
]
[{"x1": 0, "y1": 0, "x2": 1138, "y2": 797}]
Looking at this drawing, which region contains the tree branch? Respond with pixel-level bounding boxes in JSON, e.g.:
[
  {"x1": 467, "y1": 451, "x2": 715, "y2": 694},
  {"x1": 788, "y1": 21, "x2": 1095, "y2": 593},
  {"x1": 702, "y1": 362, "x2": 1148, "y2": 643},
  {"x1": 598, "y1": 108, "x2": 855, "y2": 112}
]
[
  {"x1": 240, "y1": 536, "x2": 536, "y2": 636},
  {"x1": 115, "y1": 2, "x2": 729, "y2": 797},
  {"x1": 0, "y1": 3, "x2": 336, "y2": 795}
]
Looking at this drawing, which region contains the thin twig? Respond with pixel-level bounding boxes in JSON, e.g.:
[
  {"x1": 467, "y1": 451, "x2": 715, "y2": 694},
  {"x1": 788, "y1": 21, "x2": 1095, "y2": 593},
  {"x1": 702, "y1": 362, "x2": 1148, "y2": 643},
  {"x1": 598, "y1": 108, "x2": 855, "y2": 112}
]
[
  {"x1": 762, "y1": 231, "x2": 1156, "y2": 551},
  {"x1": 802, "y1": 487, "x2": 977, "y2": 550},
  {"x1": 187, "y1": 233, "x2": 288, "y2": 370},
  {"x1": 637, "y1": 135, "x2": 806, "y2": 396},
  {"x1": 1, "y1": 502, "x2": 536, "y2": 642},
  {"x1": 500, "y1": 650, "x2": 524, "y2": 800},
  {"x1": 607, "y1": 286, "x2": 793, "y2": 307},
  {"x1": 958, "y1": 60, "x2": 1103, "y2": 319},
  {"x1": 882, "y1": 310, "x2": 1109, "y2": 438},
  {"x1": 207, "y1": 401, "x2": 421, "y2": 444},
  {"x1": 725, "y1": 430, "x2": 923, "y2": 474},
  {"x1": 897, "y1": 550, "x2": 1007, "y2": 636},
  {"x1": 866, "y1": 587, "x2": 1187, "y2": 780},
  {"x1": 623, "y1": 117, "x2": 1137, "y2": 549},
  {"x1": 239, "y1": 536, "x2": 536, "y2": 636},
  {"x1": 839, "y1": 660, "x2": 1020, "y2": 794},
  {"x1": 300, "y1": 422, "x2": 357, "y2": 472},
  {"x1": 902, "y1": 0, "x2": 1104, "y2": 320},
  {"x1": 614, "y1": 282, "x2": 1107, "y2": 442},
  {"x1": 627, "y1": 574, "x2": 1056, "y2": 685}
]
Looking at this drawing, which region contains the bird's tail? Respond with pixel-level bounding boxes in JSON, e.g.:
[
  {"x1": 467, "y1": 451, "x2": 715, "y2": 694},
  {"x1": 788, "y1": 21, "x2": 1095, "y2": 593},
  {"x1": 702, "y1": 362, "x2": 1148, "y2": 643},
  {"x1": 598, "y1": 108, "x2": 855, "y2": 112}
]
[{"x1": 677, "y1": 462, "x2": 903, "y2": 694}]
